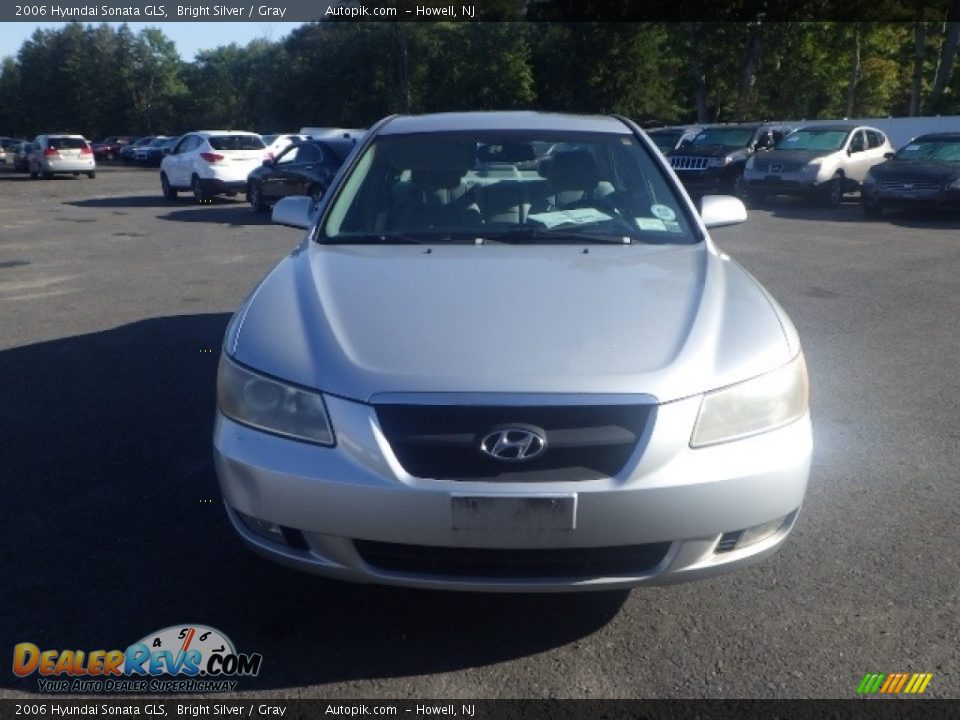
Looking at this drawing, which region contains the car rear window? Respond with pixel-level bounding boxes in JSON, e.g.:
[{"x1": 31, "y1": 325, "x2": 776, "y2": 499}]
[
  {"x1": 48, "y1": 137, "x2": 88, "y2": 150},
  {"x1": 208, "y1": 135, "x2": 265, "y2": 151}
]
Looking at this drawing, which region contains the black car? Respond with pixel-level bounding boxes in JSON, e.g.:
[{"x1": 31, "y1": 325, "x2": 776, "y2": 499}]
[
  {"x1": 246, "y1": 138, "x2": 357, "y2": 212},
  {"x1": 861, "y1": 133, "x2": 960, "y2": 216},
  {"x1": 666, "y1": 123, "x2": 792, "y2": 197}
]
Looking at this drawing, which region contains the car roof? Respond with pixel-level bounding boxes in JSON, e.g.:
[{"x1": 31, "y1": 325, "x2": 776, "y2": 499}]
[
  {"x1": 379, "y1": 111, "x2": 633, "y2": 136},
  {"x1": 192, "y1": 130, "x2": 261, "y2": 136},
  {"x1": 910, "y1": 132, "x2": 960, "y2": 142},
  {"x1": 794, "y1": 124, "x2": 863, "y2": 132}
]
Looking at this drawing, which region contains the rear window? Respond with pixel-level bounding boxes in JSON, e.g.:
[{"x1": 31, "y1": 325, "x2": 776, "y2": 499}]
[
  {"x1": 208, "y1": 135, "x2": 265, "y2": 151},
  {"x1": 48, "y1": 137, "x2": 88, "y2": 150}
]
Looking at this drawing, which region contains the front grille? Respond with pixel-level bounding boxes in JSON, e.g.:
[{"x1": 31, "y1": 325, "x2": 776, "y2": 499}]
[
  {"x1": 670, "y1": 155, "x2": 710, "y2": 171},
  {"x1": 753, "y1": 160, "x2": 805, "y2": 173},
  {"x1": 374, "y1": 403, "x2": 653, "y2": 482},
  {"x1": 355, "y1": 540, "x2": 671, "y2": 578},
  {"x1": 880, "y1": 180, "x2": 941, "y2": 192}
]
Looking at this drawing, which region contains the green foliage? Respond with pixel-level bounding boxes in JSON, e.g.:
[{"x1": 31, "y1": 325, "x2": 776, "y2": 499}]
[{"x1": 1, "y1": 21, "x2": 958, "y2": 140}]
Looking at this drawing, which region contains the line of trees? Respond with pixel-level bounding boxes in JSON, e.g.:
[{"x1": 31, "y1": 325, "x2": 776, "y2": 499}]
[{"x1": 1, "y1": 17, "x2": 959, "y2": 140}]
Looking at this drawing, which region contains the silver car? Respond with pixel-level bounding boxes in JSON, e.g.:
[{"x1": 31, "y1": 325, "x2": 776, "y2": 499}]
[
  {"x1": 29, "y1": 134, "x2": 97, "y2": 179},
  {"x1": 214, "y1": 111, "x2": 812, "y2": 592}
]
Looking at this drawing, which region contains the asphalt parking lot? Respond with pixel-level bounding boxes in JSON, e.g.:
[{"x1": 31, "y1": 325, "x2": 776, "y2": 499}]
[{"x1": 1, "y1": 164, "x2": 958, "y2": 699}]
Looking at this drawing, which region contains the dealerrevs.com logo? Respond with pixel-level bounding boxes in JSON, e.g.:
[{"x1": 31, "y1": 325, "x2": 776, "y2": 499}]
[{"x1": 13, "y1": 625, "x2": 263, "y2": 693}]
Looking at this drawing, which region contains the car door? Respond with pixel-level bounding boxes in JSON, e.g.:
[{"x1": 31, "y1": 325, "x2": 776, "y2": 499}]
[
  {"x1": 262, "y1": 144, "x2": 301, "y2": 202},
  {"x1": 845, "y1": 130, "x2": 873, "y2": 183},
  {"x1": 167, "y1": 135, "x2": 194, "y2": 186},
  {"x1": 280, "y1": 143, "x2": 323, "y2": 198}
]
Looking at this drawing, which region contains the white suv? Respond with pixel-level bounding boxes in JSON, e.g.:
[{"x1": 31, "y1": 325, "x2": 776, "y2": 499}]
[
  {"x1": 29, "y1": 135, "x2": 96, "y2": 179},
  {"x1": 160, "y1": 131, "x2": 267, "y2": 202}
]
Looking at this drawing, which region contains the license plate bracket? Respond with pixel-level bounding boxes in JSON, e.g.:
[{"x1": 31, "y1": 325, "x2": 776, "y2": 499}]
[{"x1": 451, "y1": 494, "x2": 577, "y2": 531}]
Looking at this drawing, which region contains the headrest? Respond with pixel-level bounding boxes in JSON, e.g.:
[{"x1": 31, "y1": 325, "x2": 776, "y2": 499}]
[
  {"x1": 412, "y1": 169, "x2": 465, "y2": 191},
  {"x1": 384, "y1": 140, "x2": 475, "y2": 174},
  {"x1": 546, "y1": 150, "x2": 600, "y2": 192}
]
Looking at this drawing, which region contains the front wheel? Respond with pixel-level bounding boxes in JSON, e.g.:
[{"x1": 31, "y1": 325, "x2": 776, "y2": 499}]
[
  {"x1": 823, "y1": 174, "x2": 844, "y2": 207},
  {"x1": 87, "y1": 171, "x2": 96, "y2": 179},
  {"x1": 248, "y1": 181, "x2": 268, "y2": 212},
  {"x1": 161, "y1": 172, "x2": 177, "y2": 200}
]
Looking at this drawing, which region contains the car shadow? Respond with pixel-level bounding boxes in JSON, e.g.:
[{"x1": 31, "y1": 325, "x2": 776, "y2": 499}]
[
  {"x1": 0, "y1": 315, "x2": 627, "y2": 694},
  {"x1": 68, "y1": 196, "x2": 176, "y2": 209},
  {"x1": 751, "y1": 195, "x2": 960, "y2": 228},
  {"x1": 159, "y1": 206, "x2": 273, "y2": 227}
]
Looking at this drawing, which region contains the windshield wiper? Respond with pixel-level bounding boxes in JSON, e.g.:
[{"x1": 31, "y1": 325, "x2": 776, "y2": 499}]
[{"x1": 479, "y1": 225, "x2": 638, "y2": 245}]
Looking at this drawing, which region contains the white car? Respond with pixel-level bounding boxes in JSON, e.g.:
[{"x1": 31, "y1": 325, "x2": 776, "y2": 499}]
[
  {"x1": 160, "y1": 131, "x2": 267, "y2": 202},
  {"x1": 261, "y1": 133, "x2": 309, "y2": 161},
  {"x1": 743, "y1": 124, "x2": 895, "y2": 205}
]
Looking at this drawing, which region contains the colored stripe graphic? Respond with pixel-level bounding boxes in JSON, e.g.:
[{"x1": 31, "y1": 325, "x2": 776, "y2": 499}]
[{"x1": 857, "y1": 672, "x2": 932, "y2": 695}]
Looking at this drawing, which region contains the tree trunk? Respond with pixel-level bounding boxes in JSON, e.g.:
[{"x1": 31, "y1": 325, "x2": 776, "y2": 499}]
[
  {"x1": 684, "y1": 22, "x2": 708, "y2": 123},
  {"x1": 393, "y1": 24, "x2": 411, "y2": 114},
  {"x1": 929, "y1": 3, "x2": 960, "y2": 113},
  {"x1": 910, "y1": 23, "x2": 926, "y2": 116},
  {"x1": 736, "y1": 22, "x2": 763, "y2": 122},
  {"x1": 845, "y1": 26, "x2": 861, "y2": 118}
]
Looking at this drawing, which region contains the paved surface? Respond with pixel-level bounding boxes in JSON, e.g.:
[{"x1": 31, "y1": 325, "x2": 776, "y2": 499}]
[{"x1": 1, "y1": 165, "x2": 958, "y2": 699}]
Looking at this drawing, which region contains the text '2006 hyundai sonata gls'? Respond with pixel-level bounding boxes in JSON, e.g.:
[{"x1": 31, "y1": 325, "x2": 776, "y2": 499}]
[{"x1": 213, "y1": 111, "x2": 812, "y2": 592}]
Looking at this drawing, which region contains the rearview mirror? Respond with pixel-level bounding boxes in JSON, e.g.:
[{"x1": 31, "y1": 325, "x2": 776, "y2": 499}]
[
  {"x1": 700, "y1": 195, "x2": 747, "y2": 228},
  {"x1": 271, "y1": 196, "x2": 314, "y2": 229}
]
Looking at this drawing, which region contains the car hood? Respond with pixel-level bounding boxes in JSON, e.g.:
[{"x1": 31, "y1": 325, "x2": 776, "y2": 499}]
[
  {"x1": 670, "y1": 144, "x2": 745, "y2": 158},
  {"x1": 870, "y1": 159, "x2": 960, "y2": 182},
  {"x1": 759, "y1": 149, "x2": 831, "y2": 163},
  {"x1": 229, "y1": 242, "x2": 796, "y2": 403}
]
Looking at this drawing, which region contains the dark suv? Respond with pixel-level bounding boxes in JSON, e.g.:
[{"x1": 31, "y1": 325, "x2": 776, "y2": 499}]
[{"x1": 666, "y1": 123, "x2": 792, "y2": 197}]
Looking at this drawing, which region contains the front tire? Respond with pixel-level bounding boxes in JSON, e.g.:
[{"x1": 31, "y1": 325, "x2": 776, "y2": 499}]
[
  {"x1": 161, "y1": 172, "x2": 177, "y2": 200},
  {"x1": 823, "y1": 174, "x2": 844, "y2": 207},
  {"x1": 248, "y1": 180, "x2": 268, "y2": 212}
]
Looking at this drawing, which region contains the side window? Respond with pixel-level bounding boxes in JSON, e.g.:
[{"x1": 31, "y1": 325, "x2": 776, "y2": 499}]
[
  {"x1": 298, "y1": 144, "x2": 322, "y2": 164},
  {"x1": 849, "y1": 131, "x2": 866, "y2": 153},
  {"x1": 275, "y1": 145, "x2": 301, "y2": 165},
  {"x1": 866, "y1": 131, "x2": 882, "y2": 149},
  {"x1": 172, "y1": 136, "x2": 190, "y2": 155}
]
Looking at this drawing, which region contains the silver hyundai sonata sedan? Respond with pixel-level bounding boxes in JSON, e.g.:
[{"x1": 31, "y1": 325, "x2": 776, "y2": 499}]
[{"x1": 213, "y1": 111, "x2": 812, "y2": 592}]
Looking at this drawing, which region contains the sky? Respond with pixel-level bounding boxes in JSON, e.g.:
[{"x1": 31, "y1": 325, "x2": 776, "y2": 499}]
[{"x1": 0, "y1": 22, "x2": 305, "y2": 62}]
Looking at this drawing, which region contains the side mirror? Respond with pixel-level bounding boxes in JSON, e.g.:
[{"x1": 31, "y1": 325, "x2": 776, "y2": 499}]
[
  {"x1": 700, "y1": 195, "x2": 747, "y2": 228},
  {"x1": 883, "y1": 152, "x2": 894, "y2": 160},
  {"x1": 271, "y1": 196, "x2": 314, "y2": 229}
]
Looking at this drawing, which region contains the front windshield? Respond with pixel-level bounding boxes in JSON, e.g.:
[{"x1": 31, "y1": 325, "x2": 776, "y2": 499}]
[
  {"x1": 691, "y1": 127, "x2": 754, "y2": 148},
  {"x1": 895, "y1": 139, "x2": 960, "y2": 162},
  {"x1": 777, "y1": 129, "x2": 849, "y2": 152},
  {"x1": 320, "y1": 130, "x2": 697, "y2": 245}
]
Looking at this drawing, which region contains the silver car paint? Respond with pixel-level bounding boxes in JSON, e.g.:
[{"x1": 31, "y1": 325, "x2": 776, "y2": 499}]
[{"x1": 215, "y1": 111, "x2": 811, "y2": 591}]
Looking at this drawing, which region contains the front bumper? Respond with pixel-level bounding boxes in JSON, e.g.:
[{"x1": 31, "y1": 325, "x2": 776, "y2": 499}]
[
  {"x1": 744, "y1": 175, "x2": 823, "y2": 197},
  {"x1": 197, "y1": 177, "x2": 247, "y2": 195},
  {"x1": 213, "y1": 394, "x2": 811, "y2": 592},
  {"x1": 862, "y1": 185, "x2": 960, "y2": 209}
]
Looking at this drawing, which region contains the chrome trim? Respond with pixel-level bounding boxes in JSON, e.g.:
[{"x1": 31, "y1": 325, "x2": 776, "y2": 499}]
[{"x1": 368, "y1": 391, "x2": 660, "y2": 406}]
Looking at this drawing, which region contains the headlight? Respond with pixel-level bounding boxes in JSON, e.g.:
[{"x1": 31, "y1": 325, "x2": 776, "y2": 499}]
[
  {"x1": 691, "y1": 352, "x2": 809, "y2": 448},
  {"x1": 949, "y1": 177, "x2": 960, "y2": 189},
  {"x1": 708, "y1": 156, "x2": 732, "y2": 168},
  {"x1": 217, "y1": 354, "x2": 335, "y2": 445}
]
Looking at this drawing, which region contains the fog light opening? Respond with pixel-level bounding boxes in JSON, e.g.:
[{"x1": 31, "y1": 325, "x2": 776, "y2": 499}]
[
  {"x1": 236, "y1": 511, "x2": 308, "y2": 549},
  {"x1": 715, "y1": 512, "x2": 794, "y2": 554}
]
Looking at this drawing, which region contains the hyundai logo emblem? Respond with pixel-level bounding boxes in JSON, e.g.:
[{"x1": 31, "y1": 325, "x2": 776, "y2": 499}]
[{"x1": 479, "y1": 426, "x2": 547, "y2": 462}]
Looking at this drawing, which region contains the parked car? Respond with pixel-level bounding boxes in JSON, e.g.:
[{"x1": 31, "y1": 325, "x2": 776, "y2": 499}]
[
  {"x1": 666, "y1": 123, "x2": 792, "y2": 197},
  {"x1": 861, "y1": 132, "x2": 960, "y2": 216},
  {"x1": 246, "y1": 138, "x2": 357, "y2": 213},
  {"x1": 28, "y1": 135, "x2": 96, "y2": 179},
  {"x1": 213, "y1": 111, "x2": 812, "y2": 592},
  {"x1": 138, "y1": 136, "x2": 179, "y2": 166},
  {"x1": 300, "y1": 126, "x2": 365, "y2": 140},
  {"x1": 261, "y1": 133, "x2": 310, "y2": 161},
  {"x1": 92, "y1": 136, "x2": 135, "y2": 162},
  {"x1": 134, "y1": 136, "x2": 174, "y2": 164},
  {"x1": 12, "y1": 141, "x2": 33, "y2": 172},
  {"x1": 119, "y1": 137, "x2": 151, "y2": 163},
  {"x1": 161, "y1": 130, "x2": 267, "y2": 202},
  {"x1": 0, "y1": 137, "x2": 27, "y2": 164},
  {"x1": 647, "y1": 125, "x2": 703, "y2": 153},
  {"x1": 743, "y1": 124, "x2": 894, "y2": 205}
]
